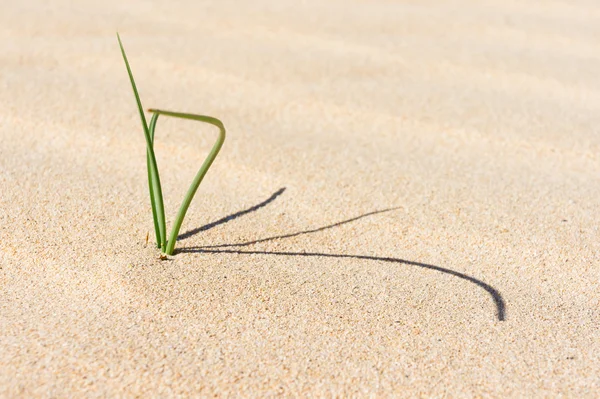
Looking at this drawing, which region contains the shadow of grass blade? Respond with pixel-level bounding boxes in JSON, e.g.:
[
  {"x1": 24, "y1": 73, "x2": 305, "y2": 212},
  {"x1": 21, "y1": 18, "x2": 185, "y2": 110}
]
[
  {"x1": 117, "y1": 33, "x2": 166, "y2": 250},
  {"x1": 148, "y1": 109, "x2": 226, "y2": 255}
]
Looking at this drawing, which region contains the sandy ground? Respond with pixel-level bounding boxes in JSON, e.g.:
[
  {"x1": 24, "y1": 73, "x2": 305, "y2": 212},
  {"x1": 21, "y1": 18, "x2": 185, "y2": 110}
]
[{"x1": 1, "y1": 0, "x2": 599, "y2": 397}]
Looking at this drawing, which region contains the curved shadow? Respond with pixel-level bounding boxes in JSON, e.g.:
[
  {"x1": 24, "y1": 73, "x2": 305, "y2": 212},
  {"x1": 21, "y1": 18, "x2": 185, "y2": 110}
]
[
  {"x1": 178, "y1": 187, "x2": 287, "y2": 240},
  {"x1": 178, "y1": 187, "x2": 506, "y2": 321},
  {"x1": 179, "y1": 247, "x2": 505, "y2": 321}
]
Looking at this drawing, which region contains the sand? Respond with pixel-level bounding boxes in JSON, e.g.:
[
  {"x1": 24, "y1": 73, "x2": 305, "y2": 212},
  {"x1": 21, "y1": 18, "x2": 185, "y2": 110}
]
[{"x1": 1, "y1": 0, "x2": 599, "y2": 397}]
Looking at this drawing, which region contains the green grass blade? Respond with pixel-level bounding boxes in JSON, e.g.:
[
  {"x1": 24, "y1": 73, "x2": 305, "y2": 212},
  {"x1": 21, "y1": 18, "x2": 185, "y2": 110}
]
[
  {"x1": 117, "y1": 33, "x2": 167, "y2": 250},
  {"x1": 146, "y1": 113, "x2": 162, "y2": 247},
  {"x1": 146, "y1": 151, "x2": 161, "y2": 247},
  {"x1": 148, "y1": 113, "x2": 166, "y2": 249},
  {"x1": 149, "y1": 110, "x2": 158, "y2": 143},
  {"x1": 148, "y1": 109, "x2": 226, "y2": 255}
]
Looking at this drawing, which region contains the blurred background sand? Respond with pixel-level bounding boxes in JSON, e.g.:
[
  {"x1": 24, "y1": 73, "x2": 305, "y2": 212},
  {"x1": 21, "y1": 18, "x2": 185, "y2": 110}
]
[{"x1": 1, "y1": 0, "x2": 599, "y2": 396}]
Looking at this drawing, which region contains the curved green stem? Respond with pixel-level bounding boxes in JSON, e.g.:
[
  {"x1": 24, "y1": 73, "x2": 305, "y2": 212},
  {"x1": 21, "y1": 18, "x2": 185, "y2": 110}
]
[{"x1": 148, "y1": 109, "x2": 226, "y2": 255}]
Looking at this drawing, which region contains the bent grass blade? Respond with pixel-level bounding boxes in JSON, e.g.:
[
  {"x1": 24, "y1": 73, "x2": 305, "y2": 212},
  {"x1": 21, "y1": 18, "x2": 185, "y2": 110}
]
[{"x1": 147, "y1": 109, "x2": 226, "y2": 255}]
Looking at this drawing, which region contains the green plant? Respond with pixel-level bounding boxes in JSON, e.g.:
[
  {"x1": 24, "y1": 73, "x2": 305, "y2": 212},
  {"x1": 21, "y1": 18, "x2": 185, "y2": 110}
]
[{"x1": 117, "y1": 33, "x2": 226, "y2": 256}]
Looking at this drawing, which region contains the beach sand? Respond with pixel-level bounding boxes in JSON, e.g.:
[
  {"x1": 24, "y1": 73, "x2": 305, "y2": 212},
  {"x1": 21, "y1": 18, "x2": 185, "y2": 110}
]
[{"x1": 1, "y1": 0, "x2": 599, "y2": 396}]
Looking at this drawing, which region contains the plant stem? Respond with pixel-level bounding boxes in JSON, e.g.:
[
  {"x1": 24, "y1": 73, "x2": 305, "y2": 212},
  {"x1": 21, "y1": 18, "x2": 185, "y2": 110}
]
[
  {"x1": 146, "y1": 150, "x2": 161, "y2": 247},
  {"x1": 148, "y1": 113, "x2": 166, "y2": 248},
  {"x1": 148, "y1": 109, "x2": 226, "y2": 255}
]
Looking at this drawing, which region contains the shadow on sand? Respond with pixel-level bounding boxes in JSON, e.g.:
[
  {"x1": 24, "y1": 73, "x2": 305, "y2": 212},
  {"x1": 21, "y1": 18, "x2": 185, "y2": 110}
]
[{"x1": 178, "y1": 188, "x2": 506, "y2": 321}]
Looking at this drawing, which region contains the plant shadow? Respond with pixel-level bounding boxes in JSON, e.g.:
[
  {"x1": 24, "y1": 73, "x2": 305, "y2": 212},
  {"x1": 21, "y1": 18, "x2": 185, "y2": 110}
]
[
  {"x1": 178, "y1": 187, "x2": 287, "y2": 241},
  {"x1": 178, "y1": 188, "x2": 506, "y2": 321}
]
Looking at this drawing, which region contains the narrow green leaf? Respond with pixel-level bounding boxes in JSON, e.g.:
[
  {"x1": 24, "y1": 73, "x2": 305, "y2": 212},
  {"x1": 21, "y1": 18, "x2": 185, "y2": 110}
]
[
  {"x1": 146, "y1": 113, "x2": 161, "y2": 247},
  {"x1": 147, "y1": 113, "x2": 166, "y2": 249},
  {"x1": 117, "y1": 33, "x2": 166, "y2": 250}
]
